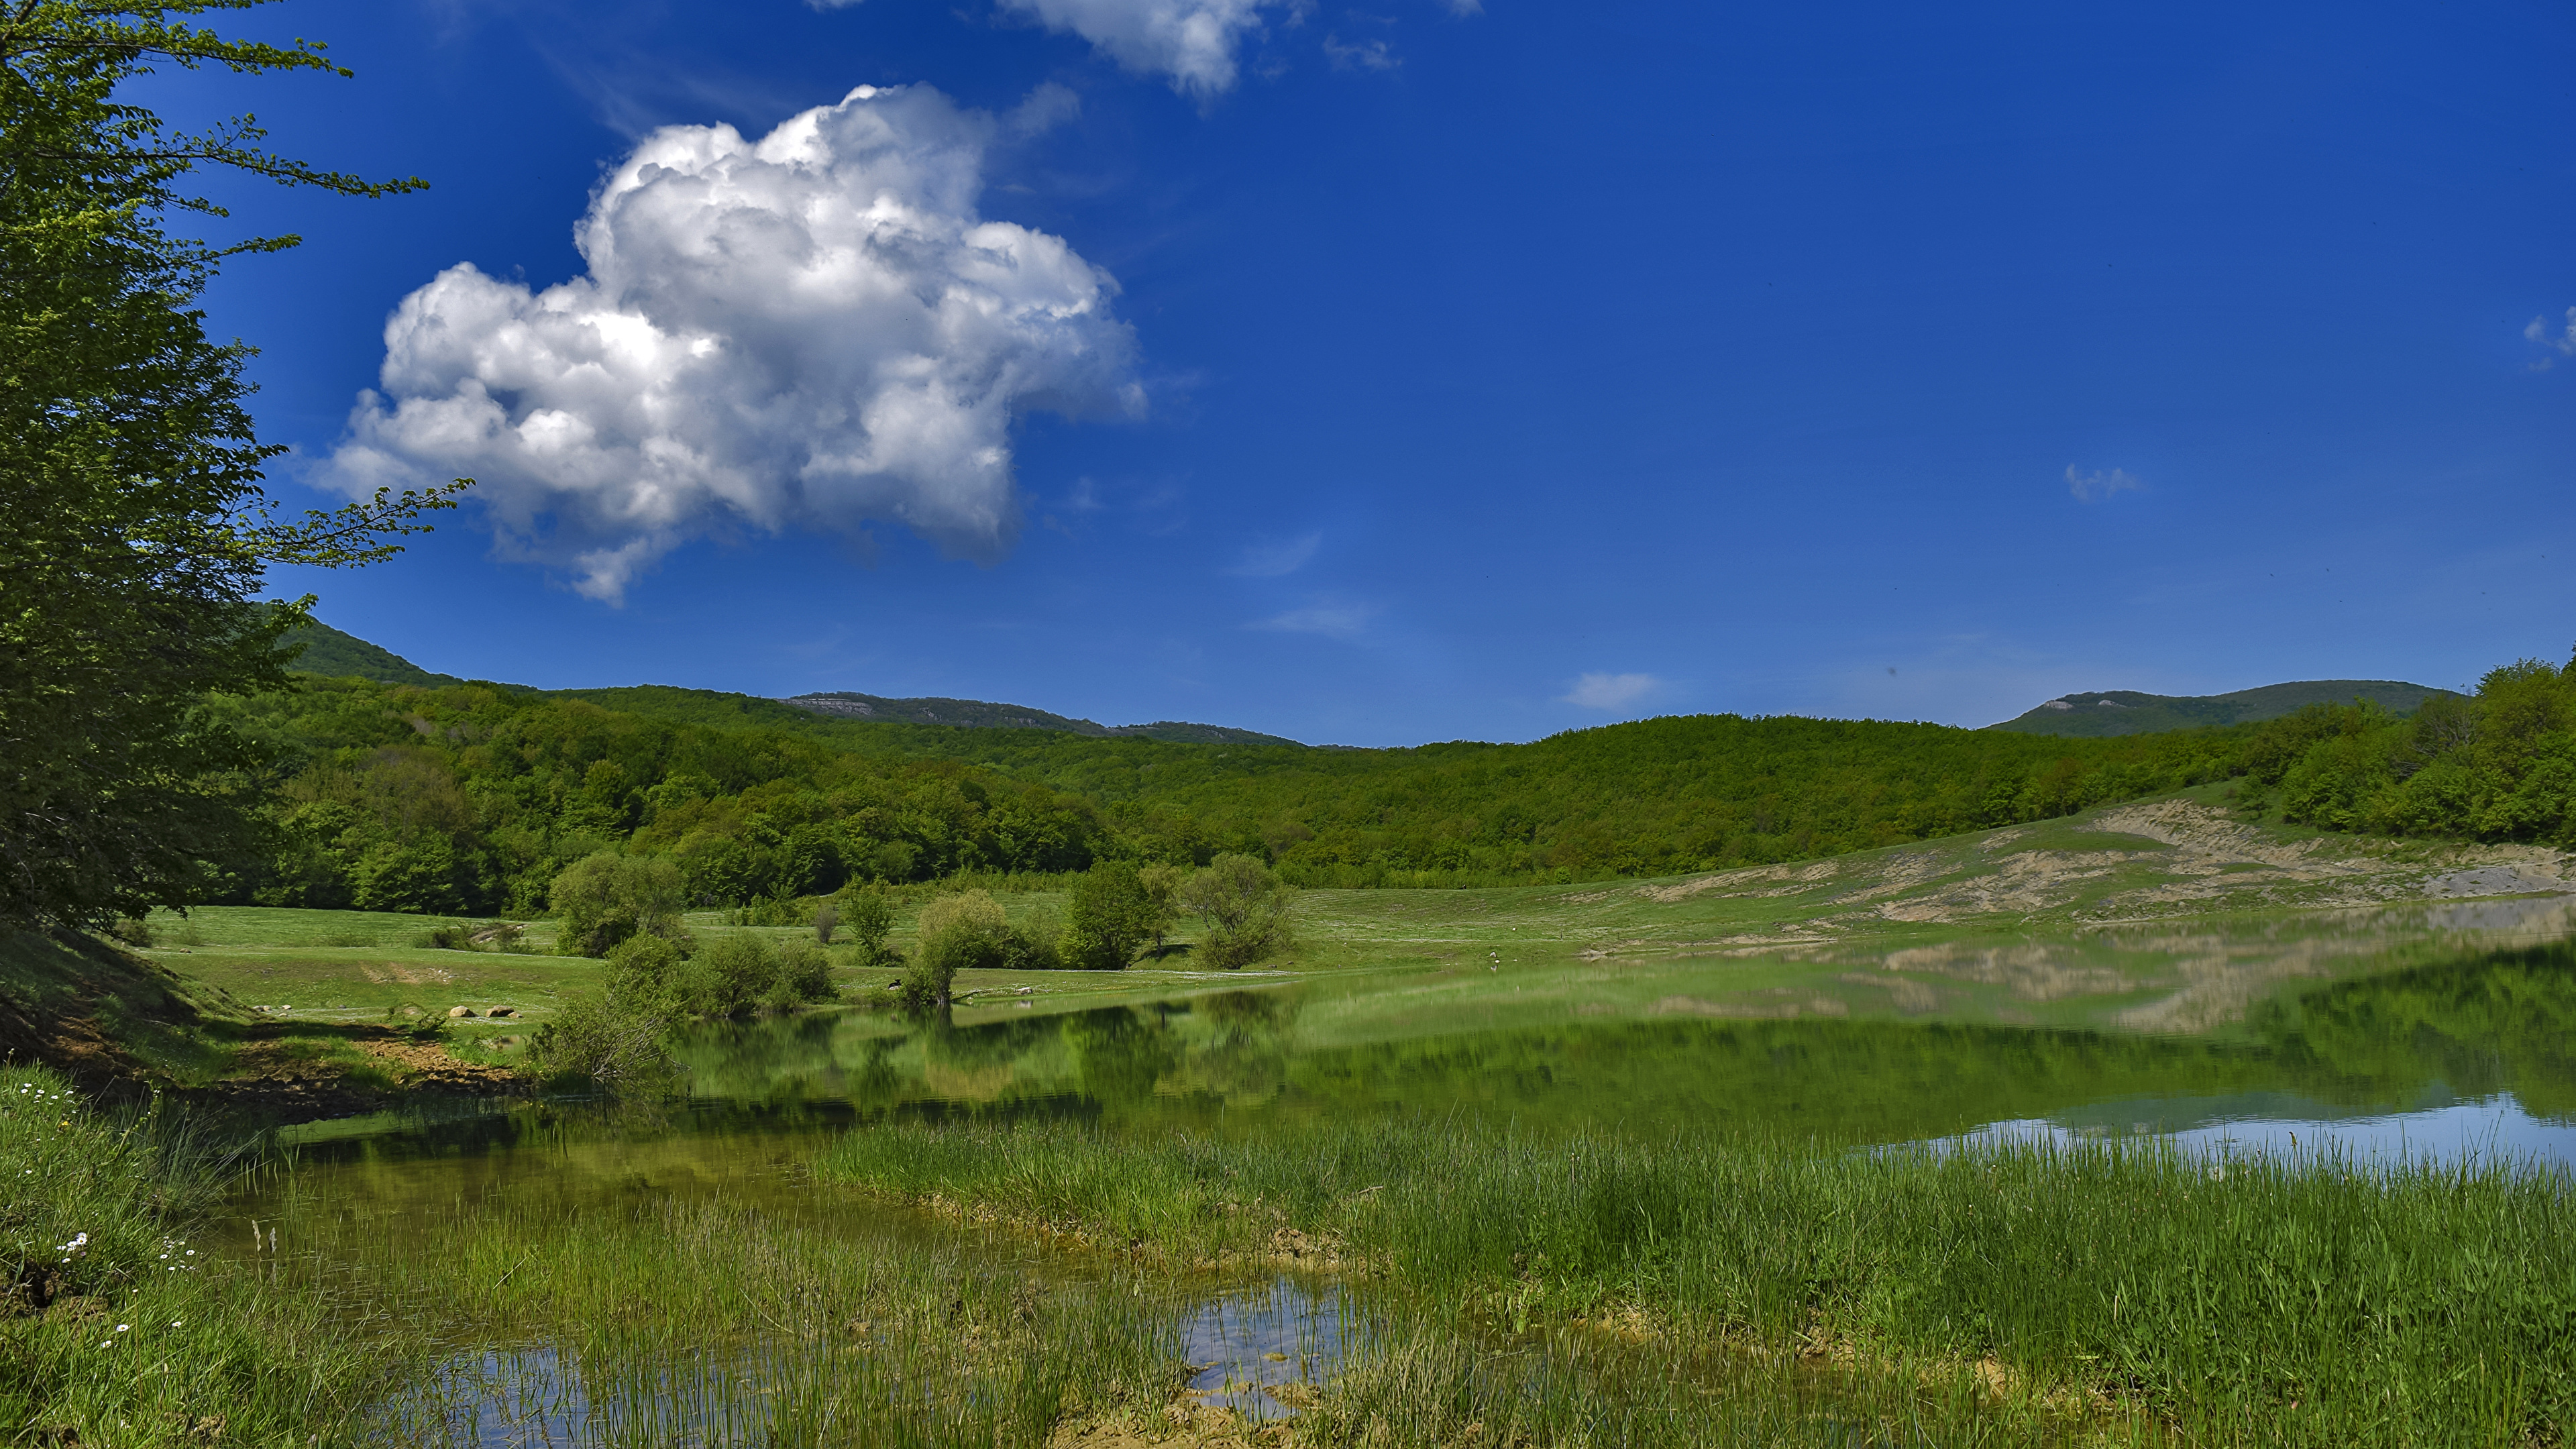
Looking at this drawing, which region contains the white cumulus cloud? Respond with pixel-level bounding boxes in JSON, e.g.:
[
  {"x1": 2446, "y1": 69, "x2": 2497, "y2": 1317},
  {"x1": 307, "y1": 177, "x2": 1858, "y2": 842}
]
[
  {"x1": 329, "y1": 83, "x2": 1140, "y2": 602},
  {"x1": 2065, "y1": 466, "x2": 2142, "y2": 503},
  {"x1": 2526, "y1": 307, "x2": 2576, "y2": 369},
  {"x1": 1562, "y1": 672, "x2": 1658, "y2": 710}
]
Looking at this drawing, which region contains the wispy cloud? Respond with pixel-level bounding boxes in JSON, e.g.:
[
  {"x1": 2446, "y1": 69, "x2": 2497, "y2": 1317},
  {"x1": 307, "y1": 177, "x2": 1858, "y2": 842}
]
[
  {"x1": 2526, "y1": 307, "x2": 2576, "y2": 370},
  {"x1": 2065, "y1": 466, "x2": 2143, "y2": 503},
  {"x1": 1562, "y1": 672, "x2": 1659, "y2": 710},
  {"x1": 1250, "y1": 601, "x2": 1373, "y2": 638},
  {"x1": 1323, "y1": 32, "x2": 1400, "y2": 70},
  {"x1": 1230, "y1": 531, "x2": 1322, "y2": 577}
]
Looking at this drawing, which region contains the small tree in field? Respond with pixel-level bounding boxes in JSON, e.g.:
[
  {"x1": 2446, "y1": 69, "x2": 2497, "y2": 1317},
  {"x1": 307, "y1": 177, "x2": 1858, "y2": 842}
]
[
  {"x1": 840, "y1": 887, "x2": 898, "y2": 967},
  {"x1": 551, "y1": 853, "x2": 684, "y2": 957},
  {"x1": 1136, "y1": 863, "x2": 1183, "y2": 955},
  {"x1": 1179, "y1": 855, "x2": 1295, "y2": 969},
  {"x1": 1059, "y1": 861, "x2": 1163, "y2": 970}
]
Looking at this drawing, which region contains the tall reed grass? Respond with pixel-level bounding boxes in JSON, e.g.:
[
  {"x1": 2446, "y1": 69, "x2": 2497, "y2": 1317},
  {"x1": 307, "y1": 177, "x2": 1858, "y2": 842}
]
[{"x1": 819, "y1": 1116, "x2": 2576, "y2": 1446}]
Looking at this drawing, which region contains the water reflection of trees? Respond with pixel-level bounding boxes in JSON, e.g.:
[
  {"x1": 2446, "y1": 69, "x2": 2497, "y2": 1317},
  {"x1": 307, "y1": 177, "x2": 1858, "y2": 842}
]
[
  {"x1": 1157, "y1": 991, "x2": 1298, "y2": 1107},
  {"x1": 650, "y1": 941, "x2": 2576, "y2": 1139},
  {"x1": 2252, "y1": 940, "x2": 2576, "y2": 1117}
]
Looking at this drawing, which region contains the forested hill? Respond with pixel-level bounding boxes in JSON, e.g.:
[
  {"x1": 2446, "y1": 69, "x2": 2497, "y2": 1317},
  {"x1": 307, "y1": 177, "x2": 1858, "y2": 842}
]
[
  {"x1": 221, "y1": 670, "x2": 2249, "y2": 916},
  {"x1": 233, "y1": 627, "x2": 2569, "y2": 919},
  {"x1": 1991, "y1": 680, "x2": 2454, "y2": 737}
]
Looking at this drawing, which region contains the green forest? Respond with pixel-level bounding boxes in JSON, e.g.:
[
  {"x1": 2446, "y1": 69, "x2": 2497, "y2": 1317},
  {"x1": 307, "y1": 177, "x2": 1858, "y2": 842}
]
[{"x1": 200, "y1": 639, "x2": 2575, "y2": 918}]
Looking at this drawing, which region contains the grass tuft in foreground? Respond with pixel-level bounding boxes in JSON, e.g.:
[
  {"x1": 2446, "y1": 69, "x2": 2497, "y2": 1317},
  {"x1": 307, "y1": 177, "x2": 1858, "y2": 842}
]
[
  {"x1": 0, "y1": 1065, "x2": 405, "y2": 1444},
  {"x1": 820, "y1": 1116, "x2": 2576, "y2": 1446}
]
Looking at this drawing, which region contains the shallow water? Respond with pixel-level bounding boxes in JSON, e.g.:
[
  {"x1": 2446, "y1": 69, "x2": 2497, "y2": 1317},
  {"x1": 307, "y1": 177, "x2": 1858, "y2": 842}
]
[
  {"x1": 235, "y1": 909, "x2": 2575, "y2": 1440},
  {"x1": 1179, "y1": 1279, "x2": 1349, "y2": 1421},
  {"x1": 277, "y1": 907, "x2": 2576, "y2": 1174}
]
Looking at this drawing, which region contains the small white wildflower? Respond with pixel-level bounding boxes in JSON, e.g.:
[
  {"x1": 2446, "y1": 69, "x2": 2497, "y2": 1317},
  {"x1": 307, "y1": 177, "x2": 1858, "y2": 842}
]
[
  {"x1": 2207, "y1": 1164, "x2": 2226, "y2": 1182},
  {"x1": 115, "y1": 1324, "x2": 128, "y2": 1333}
]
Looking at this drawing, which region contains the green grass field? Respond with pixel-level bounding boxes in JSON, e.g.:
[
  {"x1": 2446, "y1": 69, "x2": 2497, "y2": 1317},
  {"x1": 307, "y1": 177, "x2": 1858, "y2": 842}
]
[{"x1": 58, "y1": 785, "x2": 2548, "y2": 1094}]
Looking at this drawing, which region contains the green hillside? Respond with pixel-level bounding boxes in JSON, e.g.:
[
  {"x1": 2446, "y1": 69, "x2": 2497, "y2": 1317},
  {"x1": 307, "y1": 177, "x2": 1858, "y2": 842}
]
[
  {"x1": 217, "y1": 626, "x2": 2569, "y2": 918},
  {"x1": 1990, "y1": 680, "x2": 2454, "y2": 737},
  {"x1": 275, "y1": 618, "x2": 523, "y2": 692}
]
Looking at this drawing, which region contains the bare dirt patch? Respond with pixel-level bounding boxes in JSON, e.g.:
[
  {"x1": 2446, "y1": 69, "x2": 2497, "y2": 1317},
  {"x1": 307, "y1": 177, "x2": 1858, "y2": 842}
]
[
  {"x1": 1640, "y1": 859, "x2": 1839, "y2": 904},
  {"x1": 357, "y1": 963, "x2": 458, "y2": 985}
]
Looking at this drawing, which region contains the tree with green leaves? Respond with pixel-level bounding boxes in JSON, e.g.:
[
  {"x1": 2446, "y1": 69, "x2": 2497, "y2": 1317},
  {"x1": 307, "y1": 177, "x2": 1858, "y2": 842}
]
[
  {"x1": 1, "y1": 1, "x2": 466, "y2": 928},
  {"x1": 550, "y1": 853, "x2": 685, "y2": 957},
  {"x1": 1059, "y1": 860, "x2": 1165, "y2": 970},
  {"x1": 1179, "y1": 854, "x2": 1295, "y2": 969}
]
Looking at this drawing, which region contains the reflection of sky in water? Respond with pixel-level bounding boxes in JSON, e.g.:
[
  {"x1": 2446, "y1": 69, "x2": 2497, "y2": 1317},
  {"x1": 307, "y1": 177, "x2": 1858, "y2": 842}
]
[
  {"x1": 1179, "y1": 1279, "x2": 1348, "y2": 1421},
  {"x1": 1955, "y1": 1092, "x2": 2576, "y2": 1169},
  {"x1": 382, "y1": 1287, "x2": 1350, "y2": 1442},
  {"x1": 390, "y1": 1347, "x2": 594, "y2": 1448}
]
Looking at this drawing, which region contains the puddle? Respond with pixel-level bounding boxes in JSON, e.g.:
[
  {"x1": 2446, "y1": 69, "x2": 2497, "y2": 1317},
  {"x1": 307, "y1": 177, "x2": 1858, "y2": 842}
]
[{"x1": 1179, "y1": 1278, "x2": 1350, "y2": 1420}]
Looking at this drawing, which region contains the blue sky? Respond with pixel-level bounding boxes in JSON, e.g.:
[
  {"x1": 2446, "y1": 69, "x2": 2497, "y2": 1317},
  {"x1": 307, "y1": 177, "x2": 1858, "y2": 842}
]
[{"x1": 160, "y1": 0, "x2": 2575, "y2": 745}]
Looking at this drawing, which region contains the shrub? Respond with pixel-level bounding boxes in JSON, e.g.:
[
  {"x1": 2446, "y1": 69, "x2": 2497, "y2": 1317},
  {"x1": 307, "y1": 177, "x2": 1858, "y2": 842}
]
[
  {"x1": 918, "y1": 891, "x2": 1010, "y2": 974},
  {"x1": 107, "y1": 917, "x2": 153, "y2": 949},
  {"x1": 1179, "y1": 854, "x2": 1297, "y2": 969},
  {"x1": 813, "y1": 900, "x2": 839, "y2": 945},
  {"x1": 770, "y1": 936, "x2": 836, "y2": 1008},
  {"x1": 903, "y1": 890, "x2": 1012, "y2": 1008},
  {"x1": 522, "y1": 994, "x2": 682, "y2": 1091},
  {"x1": 550, "y1": 853, "x2": 684, "y2": 957},
  {"x1": 1059, "y1": 862, "x2": 1162, "y2": 970},
  {"x1": 673, "y1": 933, "x2": 777, "y2": 1019},
  {"x1": 602, "y1": 931, "x2": 686, "y2": 1010}
]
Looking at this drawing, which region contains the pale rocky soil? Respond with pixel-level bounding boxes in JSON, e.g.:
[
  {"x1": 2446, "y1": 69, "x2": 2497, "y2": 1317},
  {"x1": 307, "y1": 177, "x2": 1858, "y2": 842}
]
[{"x1": 1638, "y1": 800, "x2": 2573, "y2": 934}]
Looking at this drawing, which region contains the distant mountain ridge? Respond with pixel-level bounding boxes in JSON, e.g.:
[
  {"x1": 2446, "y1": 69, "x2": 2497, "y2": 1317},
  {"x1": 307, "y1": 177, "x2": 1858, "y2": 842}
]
[
  {"x1": 780, "y1": 692, "x2": 1301, "y2": 746},
  {"x1": 278, "y1": 619, "x2": 1302, "y2": 745},
  {"x1": 1988, "y1": 680, "x2": 2455, "y2": 738}
]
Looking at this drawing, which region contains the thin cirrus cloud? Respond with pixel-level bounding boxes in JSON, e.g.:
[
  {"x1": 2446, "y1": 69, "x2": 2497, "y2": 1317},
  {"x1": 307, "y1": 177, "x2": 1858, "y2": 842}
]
[
  {"x1": 806, "y1": 0, "x2": 1474, "y2": 99},
  {"x1": 2526, "y1": 307, "x2": 2576, "y2": 369},
  {"x1": 1323, "y1": 34, "x2": 1400, "y2": 71},
  {"x1": 2065, "y1": 466, "x2": 2143, "y2": 503},
  {"x1": 1562, "y1": 672, "x2": 1659, "y2": 710},
  {"x1": 1250, "y1": 600, "x2": 1374, "y2": 639},
  {"x1": 1228, "y1": 531, "x2": 1322, "y2": 577},
  {"x1": 325, "y1": 83, "x2": 1141, "y2": 604}
]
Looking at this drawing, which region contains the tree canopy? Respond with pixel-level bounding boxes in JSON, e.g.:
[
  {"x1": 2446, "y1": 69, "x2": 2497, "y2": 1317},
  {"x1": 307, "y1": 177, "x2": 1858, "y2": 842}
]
[{"x1": 0, "y1": 1, "x2": 463, "y2": 926}]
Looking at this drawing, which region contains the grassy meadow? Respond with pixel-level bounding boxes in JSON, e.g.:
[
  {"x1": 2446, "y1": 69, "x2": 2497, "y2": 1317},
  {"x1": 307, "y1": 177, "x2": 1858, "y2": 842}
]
[{"x1": 7, "y1": 790, "x2": 2574, "y2": 1444}]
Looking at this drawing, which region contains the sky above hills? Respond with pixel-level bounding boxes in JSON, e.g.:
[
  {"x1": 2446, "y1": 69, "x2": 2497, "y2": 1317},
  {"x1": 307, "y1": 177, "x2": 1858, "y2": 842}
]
[{"x1": 162, "y1": 0, "x2": 2574, "y2": 745}]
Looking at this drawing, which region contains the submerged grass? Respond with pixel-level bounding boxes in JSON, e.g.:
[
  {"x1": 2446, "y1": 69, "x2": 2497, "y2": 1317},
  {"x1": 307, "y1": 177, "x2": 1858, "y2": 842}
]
[
  {"x1": 819, "y1": 1117, "x2": 2576, "y2": 1446},
  {"x1": 260, "y1": 1181, "x2": 1190, "y2": 1447}
]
